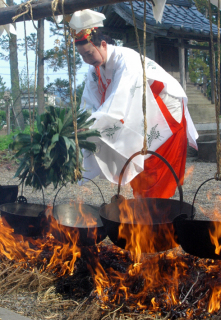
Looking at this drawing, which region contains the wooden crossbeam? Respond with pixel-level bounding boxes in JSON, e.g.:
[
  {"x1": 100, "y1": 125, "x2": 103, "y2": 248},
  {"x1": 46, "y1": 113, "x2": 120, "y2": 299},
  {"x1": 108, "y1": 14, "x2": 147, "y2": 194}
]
[{"x1": 0, "y1": 0, "x2": 142, "y2": 26}]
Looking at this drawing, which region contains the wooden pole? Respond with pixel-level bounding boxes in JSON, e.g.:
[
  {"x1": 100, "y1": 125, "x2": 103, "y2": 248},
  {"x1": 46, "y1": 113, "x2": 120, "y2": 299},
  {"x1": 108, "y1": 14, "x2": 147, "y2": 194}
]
[
  {"x1": 0, "y1": 0, "x2": 143, "y2": 26},
  {"x1": 209, "y1": 39, "x2": 215, "y2": 104},
  {"x1": 7, "y1": 101, "x2": 10, "y2": 135},
  {"x1": 178, "y1": 39, "x2": 186, "y2": 92},
  {"x1": 3, "y1": 91, "x2": 11, "y2": 135}
]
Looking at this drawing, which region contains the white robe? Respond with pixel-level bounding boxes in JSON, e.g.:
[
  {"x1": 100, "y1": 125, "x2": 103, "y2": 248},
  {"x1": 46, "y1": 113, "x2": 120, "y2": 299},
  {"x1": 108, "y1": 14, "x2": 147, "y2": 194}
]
[{"x1": 80, "y1": 45, "x2": 198, "y2": 185}]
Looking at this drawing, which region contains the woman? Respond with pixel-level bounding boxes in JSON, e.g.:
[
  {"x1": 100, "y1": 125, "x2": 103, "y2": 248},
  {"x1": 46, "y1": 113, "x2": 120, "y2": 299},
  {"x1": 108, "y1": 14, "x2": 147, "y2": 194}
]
[{"x1": 70, "y1": 12, "x2": 198, "y2": 198}]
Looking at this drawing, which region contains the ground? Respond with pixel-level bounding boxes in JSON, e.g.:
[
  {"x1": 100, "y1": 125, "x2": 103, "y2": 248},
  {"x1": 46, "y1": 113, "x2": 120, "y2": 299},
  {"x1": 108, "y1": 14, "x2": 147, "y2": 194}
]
[{"x1": 0, "y1": 152, "x2": 221, "y2": 319}]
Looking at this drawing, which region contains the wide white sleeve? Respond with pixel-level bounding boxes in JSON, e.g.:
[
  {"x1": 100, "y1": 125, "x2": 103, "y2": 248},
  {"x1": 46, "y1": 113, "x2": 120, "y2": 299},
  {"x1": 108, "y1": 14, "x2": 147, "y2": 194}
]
[
  {"x1": 90, "y1": 59, "x2": 141, "y2": 121},
  {"x1": 80, "y1": 68, "x2": 101, "y2": 112}
]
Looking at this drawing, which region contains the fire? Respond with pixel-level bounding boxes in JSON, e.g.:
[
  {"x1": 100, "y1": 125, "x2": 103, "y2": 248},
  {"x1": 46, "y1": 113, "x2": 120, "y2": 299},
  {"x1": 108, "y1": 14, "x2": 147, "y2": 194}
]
[
  {"x1": 2, "y1": 193, "x2": 221, "y2": 317},
  {"x1": 209, "y1": 220, "x2": 221, "y2": 255},
  {"x1": 117, "y1": 198, "x2": 178, "y2": 260},
  {"x1": 90, "y1": 198, "x2": 185, "y2": 310},
  {"x1": 0, "y1": 204, "x2": 99, "y2": 276},
  {"x1": 184, "y1": 165, "x2": 194, "y2": 180},
  {"x1": 208, "y1": 286, "x2": 221, "y2": 313}
]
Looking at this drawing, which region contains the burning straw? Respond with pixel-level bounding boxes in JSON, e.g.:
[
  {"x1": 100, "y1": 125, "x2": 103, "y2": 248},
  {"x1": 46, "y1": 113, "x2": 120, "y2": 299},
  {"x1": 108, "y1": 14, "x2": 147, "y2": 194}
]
[{"x1": 0, "y1": 213, "x2": 221, "y2": 320}]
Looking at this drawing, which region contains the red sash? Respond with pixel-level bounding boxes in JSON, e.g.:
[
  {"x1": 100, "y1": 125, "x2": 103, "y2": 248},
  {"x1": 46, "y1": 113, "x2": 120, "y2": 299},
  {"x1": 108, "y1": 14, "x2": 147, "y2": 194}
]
[{"x1": 130, "y1": 80, "x2": 187, "y2": 198}]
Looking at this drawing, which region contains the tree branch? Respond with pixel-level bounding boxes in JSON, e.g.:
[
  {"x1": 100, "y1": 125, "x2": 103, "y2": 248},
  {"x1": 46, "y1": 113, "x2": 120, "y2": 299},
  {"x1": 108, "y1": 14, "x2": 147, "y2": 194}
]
[{"x1": 0, "y1": 0, "x2": 142, "y2": 26}]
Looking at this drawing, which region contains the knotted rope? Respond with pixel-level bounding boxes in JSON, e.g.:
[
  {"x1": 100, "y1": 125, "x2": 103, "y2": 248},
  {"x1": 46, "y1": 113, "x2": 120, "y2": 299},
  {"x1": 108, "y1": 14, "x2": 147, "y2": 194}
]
[
  {"x1": 12, "y1": 0, "x2": 38, "y2": 30},
  {"x1": 130, "y1": 0, "x2": 148, "y2": 155},
  {"x1": 51, "y1": 0, "x2": 62, "y2": 29},
  {"x1": 209, "y1": 0, "x2": 221, "y2": 180}
]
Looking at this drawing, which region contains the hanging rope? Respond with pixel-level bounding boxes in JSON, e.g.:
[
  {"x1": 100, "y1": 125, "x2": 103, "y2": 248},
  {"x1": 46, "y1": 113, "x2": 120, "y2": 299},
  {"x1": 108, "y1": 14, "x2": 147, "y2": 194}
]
[
  {"x1": 130, "y1": 0, "x2": 148, "y2": 155},
  {"x1": 208, "y1": 0, "x2": 221, "y2": 180},
  {"x1": 129, "y1": 0, "x2": 143, "y2": 64},
  {"x1": 24, "y1": 20, "x2": 31, "y2": 135},
  {"x1": 32, "y1": 38, "x2": 38, "y2": 132},
  {"x1": 72, "y1": 32, "x2": 81, "y2": 180},
  {"x1": 1, "y1": 0, "x2": 8, "y2": 6},
  {"x1": 61, "y1": 0, "x2": 81, "y2": 181},
  {"x1": 142, "y1": 0, "x2": 148, "y2": 155},
  {"x1": 12, "y1": 0, "x2": 38, "y2": 30},
  {"x1": 51, "y1": 0, "x2": 61, "y2": 29},
  {"x1": 24, "y1": 18, "x2": 34, "y2": 172}
]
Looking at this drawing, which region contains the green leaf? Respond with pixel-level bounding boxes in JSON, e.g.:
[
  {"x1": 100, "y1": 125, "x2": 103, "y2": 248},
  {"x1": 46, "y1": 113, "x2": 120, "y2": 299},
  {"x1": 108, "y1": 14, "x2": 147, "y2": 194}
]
[{"x1": 52, "y1": 133, "x2": 59, "y2": 144}]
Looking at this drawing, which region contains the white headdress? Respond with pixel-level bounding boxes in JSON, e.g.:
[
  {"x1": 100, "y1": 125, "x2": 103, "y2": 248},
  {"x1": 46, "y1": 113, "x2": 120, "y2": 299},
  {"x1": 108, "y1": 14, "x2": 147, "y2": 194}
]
[{"x1": 69, "y1": 9, "x2": 106, "y2": 34}]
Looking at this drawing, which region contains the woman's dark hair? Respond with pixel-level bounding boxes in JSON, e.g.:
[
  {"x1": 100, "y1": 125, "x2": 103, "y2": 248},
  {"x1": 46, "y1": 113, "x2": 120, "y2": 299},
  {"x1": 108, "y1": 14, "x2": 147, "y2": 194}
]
[{"x1": 75, "y1": 29, "x2": 115, "y2": 46}]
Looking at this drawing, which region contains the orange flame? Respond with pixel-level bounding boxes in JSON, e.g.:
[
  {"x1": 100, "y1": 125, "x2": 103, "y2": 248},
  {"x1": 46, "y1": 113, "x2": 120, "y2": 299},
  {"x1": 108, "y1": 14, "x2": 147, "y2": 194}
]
[
  {"x1": 91, "y1": 198, "x2": 185, "y2": 309},
  {"x1": 0, "y1": 202, "x2": 102, "y2": 277},
  {"x1": 118, "y1": 198, "x2": 178, "y2": 261},
  {"x1": 208, "y1": 286, "x2": 221, "y2": 313}
]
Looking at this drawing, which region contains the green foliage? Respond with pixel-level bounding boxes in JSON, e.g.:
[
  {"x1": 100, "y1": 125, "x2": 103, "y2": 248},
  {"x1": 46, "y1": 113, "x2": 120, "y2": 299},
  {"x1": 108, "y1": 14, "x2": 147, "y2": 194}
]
[
  {"x1": 76, "y1": 79, "x2": 86, "y2": 107},
  {"x1": 0, "y1": 76, "x2": 7, "y2": 114},
  {"x1": 44, "y1": 37, "x2": 82, "y2": 73},
  {"x1": 194, "y1": 0, "x2": 209, "y2": 16},
  {"x1": 20, "y1": 33, "x2": 37, "y2": 52},
  {"x1": 19, "y1": 68, "x2": 35, "y2": 93},
  {"x1": 0, "y1": 110, "x2": 6, "y2": 128},
  {"x1": 45, "y1": 78, "x2": 71, "y2": 107},
  {"x1": 0, "y1": 35, "x2": 10, "y2": 61},
  {"x1": 188, "y1": 42, "x2": 211, "y2": 97},
  {"x1": 0, "y1": 110, "x2": 36, "y2": 130},
  {"x1": 1, "y1": 114, "x2": 6, "y2": 130},
  {"x1": 0, "y1": 123, "x2": 38, "y2": 151},
  {"x1": 10, "y1": 106, "x2": 100, "y2": 190},
  {"x1": 0, "y1": 76, "x2": 7, "y2": 105},
  {"x1": 45, "y1": 77, "x2": 86, "y2": 109},
  {"x1": 188, "y1": 0, "x2": 221, "y2": 100},
  {"x1": 22, "y1": 110, "x2": 36, "y2": 125},
  {"x1": 0, "y1": 132, "x2": 16, "y2": 151}
]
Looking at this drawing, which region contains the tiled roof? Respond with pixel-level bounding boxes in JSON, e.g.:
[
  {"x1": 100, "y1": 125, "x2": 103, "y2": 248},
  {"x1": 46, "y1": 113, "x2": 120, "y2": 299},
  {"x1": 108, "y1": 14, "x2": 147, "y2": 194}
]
[{"x1": 114, "y1": 0, "x2": 218, "y2": 36}]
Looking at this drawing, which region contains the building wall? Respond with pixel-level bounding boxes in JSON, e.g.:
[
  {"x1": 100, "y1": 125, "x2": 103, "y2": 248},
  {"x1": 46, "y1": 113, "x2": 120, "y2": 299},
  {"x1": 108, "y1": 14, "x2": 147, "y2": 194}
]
[
  {"x1": 155, "y1": 39, "x2": 180, "y2": 80},
  {"x1": 124, "y1": 31, "x2": 182, "y2": 81},
  {"x1": 123, "y1": 30, "x2": 155, "y2": 60}
]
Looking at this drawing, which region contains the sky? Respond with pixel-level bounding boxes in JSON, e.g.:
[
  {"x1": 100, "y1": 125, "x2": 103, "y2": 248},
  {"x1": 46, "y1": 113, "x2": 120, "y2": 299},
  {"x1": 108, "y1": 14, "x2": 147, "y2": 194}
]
[{"x1": 0, "y1": 17, "x2": 89, "y2": 90}]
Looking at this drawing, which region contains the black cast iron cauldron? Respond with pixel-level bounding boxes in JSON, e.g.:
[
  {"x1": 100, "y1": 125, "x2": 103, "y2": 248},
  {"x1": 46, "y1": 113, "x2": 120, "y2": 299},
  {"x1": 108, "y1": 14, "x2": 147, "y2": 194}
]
[
  {"x1": 49, "y1": 202, "x2": 106, "y2": 246},
  {"x1": 0, "y1": 185, "x2": 18, "y2": 205},
  {"x1": 0, "y1": 203, "x2": 46, "y2": 236},
  {"x1": 174, "y1": 177, "x2": 221, "y2": 260},
  {"x1": 47, "y1": 178, "x2": 107, "y2": 246},
  {"x1": 0, "y1": 173, "x2": 107, "y2": 245},
  {"x1": 0, "y1": 174, "x2": 47, "y2": 236},
  {"x1": 99, "y1": 150, "x2": 195, "y2": 253}
]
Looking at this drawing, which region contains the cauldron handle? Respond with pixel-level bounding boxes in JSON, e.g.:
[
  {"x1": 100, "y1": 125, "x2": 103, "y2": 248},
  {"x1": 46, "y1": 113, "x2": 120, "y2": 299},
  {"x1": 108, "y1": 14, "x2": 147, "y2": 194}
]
[
  {"x1": 18, "y1": 171, "x2": 46, "y2": 208},
  {"x1": 117, "y1": 150, "x2": 183, "y2": 211},
  {"x1": 52, "y1": 177, "x2": 105, "y2": 220},
  {"x1": 191, "y1": 177, "x2": 216, "y2": 219}
]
